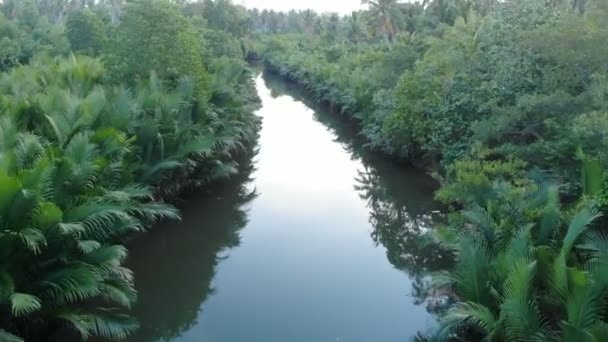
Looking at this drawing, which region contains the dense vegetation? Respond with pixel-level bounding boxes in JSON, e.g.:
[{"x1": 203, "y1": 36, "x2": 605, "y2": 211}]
[
  {"x1": 0, "y1": 0, "x2": 259, "y2": 341},
  {"x1": 3, "y1": 0, "x2": 608, "y2": 340},
  {"x1": 253, "y1": 0, "x2": 608, "y2": 340}
]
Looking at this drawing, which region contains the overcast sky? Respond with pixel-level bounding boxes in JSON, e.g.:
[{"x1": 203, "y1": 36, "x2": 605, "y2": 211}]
[{"x1": 238, "y1": 0, "x2": 366, "y2": 14}]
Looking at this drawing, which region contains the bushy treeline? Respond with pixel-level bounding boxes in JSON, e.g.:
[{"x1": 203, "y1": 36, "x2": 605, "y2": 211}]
[
  {"x1": 0, "y1": 0, "x2": 260, "y2": 341},
  {"x1": 256, "y1": 0, "x2": 608, "y2": 340}
]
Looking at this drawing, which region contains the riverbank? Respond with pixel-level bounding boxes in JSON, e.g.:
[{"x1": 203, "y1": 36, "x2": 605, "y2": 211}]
[
  {"x1": 260, "y1": 64, "x2": 434, "y2": 171},
  {"x1": 122, "y1": 71, "x2": 448, "y2": 342}
]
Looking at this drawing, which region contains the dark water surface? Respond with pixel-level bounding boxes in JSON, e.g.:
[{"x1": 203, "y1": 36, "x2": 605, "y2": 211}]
[{"x1": 126, "y1": 73, "x2": 447, "y2": 342}]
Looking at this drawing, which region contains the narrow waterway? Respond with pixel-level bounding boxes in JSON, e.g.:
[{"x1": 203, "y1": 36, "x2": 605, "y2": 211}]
[{"x1": 126, "y1": 72, "x2": 447, "y2": 342}]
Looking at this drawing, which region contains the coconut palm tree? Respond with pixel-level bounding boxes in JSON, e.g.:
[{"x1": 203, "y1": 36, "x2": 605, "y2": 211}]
[{"x1": 362, "y1": 0, "x2": 401, "y2": 44}]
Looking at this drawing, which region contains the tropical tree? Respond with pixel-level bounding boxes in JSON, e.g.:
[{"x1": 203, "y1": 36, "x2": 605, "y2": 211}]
[
  {"x1": 0, "y1": 56, "x2": 182, "y2": 341},
  {"x1": 361, "y1": 0, "x2": 401, "y2": 44},
  {"x1": 105, "y1": 0, "x2": 209, "y2": 95},
  {"x1": 427, "y1": 177, "x2": 608, "y2": 341},
  {"x1": 66, "y1": 9, "x2": 107, "y2": 55}
]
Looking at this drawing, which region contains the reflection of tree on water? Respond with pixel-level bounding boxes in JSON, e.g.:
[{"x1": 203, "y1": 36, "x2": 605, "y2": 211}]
[
  {"x1": 125, "y1": 151, "x2": 258, "y2": 342},
  {"x1": 356, "y1": 167, "x2": 449, "y2": 277},
  {"x1": 263, "y1": 70, "x2": 452, "y2": 308}
]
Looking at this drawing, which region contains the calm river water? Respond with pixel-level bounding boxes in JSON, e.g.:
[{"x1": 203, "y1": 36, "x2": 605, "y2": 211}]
[{"x1": 125, "y1": 72, "x2": 447, "y2": 342}]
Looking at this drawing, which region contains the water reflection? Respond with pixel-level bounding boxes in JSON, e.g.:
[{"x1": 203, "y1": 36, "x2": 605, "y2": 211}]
[
  {"x1": 123, "y1": 72, "x2": 451, "y2": 342},
  {"x1": 126, "y1": 154, "x2": 257, "y2": 342},
  {"x1": 263, "y1": 70, "x2": 450, "y2": 284}
]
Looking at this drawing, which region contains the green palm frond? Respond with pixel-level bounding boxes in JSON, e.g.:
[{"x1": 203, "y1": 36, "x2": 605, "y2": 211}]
[
  {"x1": 0, "y1": 271, "x2": 15, "y2": 299},
  {"x1": 578, "y1": 231, "x2": 608, "y2": 259},
  {"x1": 452, "y1": 236, "x2": 492, "y2": 305},
  {"x1": 588, "y1": 321, "x2": 608, "y2": 341},
  {"x1": 442, "y1": 301, "x2": 501, "y2": 340},
  {"x1": 64, "y1": 200, "x2": 134, "y2": 239},
  {"x1": 0, "y1": 171, "x2": 21, "y2": 218},
  {"x1": 581, "y1": 158, "x2": 603, "y2": 196},
  {"x1": 14, "y1": 133, "x2": 46, "y2": 170},
  {"x1": 98, "y1": 278, "x2": 137, "y2": 308},
  {"x1": 0, "y1": 117, "x2": 19, "y2": 152},
  {"x1": 16, "y1": 228, "x2": 47, "y2": 254},
  {"x1": 43, "y1": 110, "x2": 69, "y2": 146},
  {"x1": 6, "y1": 189, "x2": 38, "y2": 228},
  {"x1": 462, "y1": 205, "x2": 495, "y2": 239},
  {"x1": 19, "y1": 157, "x2": 56, "y2": 201},
  {"x1": 128, "y1": 201, "x2": 180, "y2": 222},
  {"x1": 548, "y1": 252, "x2": 570, "y2": 304},
  {"x1": 105, "y1": 184, "x2": 154, "y2": 202},
  {"x1": 77, "y1": 240, "x2": 102, "y2": 254},
  {"x1": 0, "y1": 329, "x2": 23, "y2": 342},
  {"x1": 537, "y1": 185, "x2": 561, "y2": 246},
  {"x1": 57, "y1": 309, "x2": 139, "y2": 341},
  {"x1": 175, "y1": 135, "x2": 216, "y2": 159},
  {"x1": 82, "y1": 245, "x2": 128, "y2": 269},
  {"x1": 40, "y1": 265, "x2": 101, "y2": 304},
  {"x1": 494, "y1": 224, "x2": 533, "y2": 283},
  {"x1": 140, "y1": 159, "x2": 183, "y2": 183},
  {"x1": 500, "y1": 260, "x2": 550, "y2": 341},
  {"x1": 10, "y1": 293, "x2": 41, "y2": 317},
  {"x1": 58, "y1": 133, "x2": 100, "y2": 192},
  {"x1": 562, "y1": 208, "x2": 600, "y2": 257},
  {"x1": 563, "y1": 278, "x2": 604, "y2": 337}
]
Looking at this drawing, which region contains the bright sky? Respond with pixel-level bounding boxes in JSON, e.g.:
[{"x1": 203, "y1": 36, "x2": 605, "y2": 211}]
[{"x1": 238, "y1": 0, "x2": 366, "y2": 14}]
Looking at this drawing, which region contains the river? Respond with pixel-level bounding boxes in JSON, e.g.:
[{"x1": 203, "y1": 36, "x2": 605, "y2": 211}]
[{"x1": 125, "y1": 72, "x2": 448, "y2": 342}]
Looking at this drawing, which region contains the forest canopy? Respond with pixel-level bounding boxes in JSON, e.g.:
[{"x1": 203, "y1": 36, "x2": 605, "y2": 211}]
[
  {"x1": 1, "y1": 0, "x2": 608, "y2": 341},
  {"x1": 253, "y1": 0, "x2": 608, "y2": 340},
  {"x1": 0, "y1": 0, "x2": 259, "y2": 340}
]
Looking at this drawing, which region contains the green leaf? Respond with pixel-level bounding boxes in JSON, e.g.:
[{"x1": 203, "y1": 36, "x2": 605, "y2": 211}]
[
  {"x1": 444, "y1": 302, "x2": 498, "y2": 336},
  {"x1": 10, "y1": 293, "x2": 41, "y2": 317},
  {"x1": 41, "y1": 266, "x2": 101, "y2": 304},
  {"x1": 77, "y1": 240, "x2": 101, "y2": 254},
  {"x1": 82, "y1": 245, "x2": 128, "y2": 267},
  {"x1": 0, "y1": 272, "x2": 15, "y2": 300},
  {"x1": 18, "y1": 228, "x2": 47, "y2": 254},
  {"x1": 99, "y1": 278, "x2": 137, "y2": 308},
  {"x1": 563, "y1": 208, "x2": 600, "y2": 256},
  {"x1": 140, "y1": 159, "x2": 182, "y2": 182},
  {"x1": 37, "y1": 202, "x2": 63, "y2": 229},
  {"x1": 0, "y1": 172, "x2": 21, "y2": 219},
  {"x1": 57, "y1": 309, "x2": 139, "y2": 341},
  {"x1": 581, "y1": 158, "x2": 603, "y2": 196},
  {"x1": 0, "y1": 329, "x2": 23, "y2": 342},
  {"x1": 7, "y1": 190, "x2": 38, "y2": 228}
]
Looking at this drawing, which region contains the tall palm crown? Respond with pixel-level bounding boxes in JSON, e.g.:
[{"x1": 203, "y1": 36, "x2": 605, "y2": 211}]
[{"x1": 361, "y1": 0, "x2": 401, "y2": 43}]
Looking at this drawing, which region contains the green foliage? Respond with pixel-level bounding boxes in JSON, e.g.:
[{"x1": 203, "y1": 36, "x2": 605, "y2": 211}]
[
  {"x1": 258, "y1": 1, "x2": 608, "y2": 192},
  {"x1": 428, "y1": 179, "x2": 608, "y2": 341},
  {"x1": 105, "y1": 0, "x2": 210, "y2": 96},
  {"x1": 255, "y1": 1, "x2": 608, "y2": 340},
  {"x1": 0, "y1": 0, "x2": 260, "y2": 340},
  {"x1": 66, "y1": 9, "x2": 107, "y2": 56},
  {"x1": 0, "y1": 9, "x2": 69, "y2": 71},
  {"x1": 436, "y1": 157, "x2": 527, "y2": 206}
]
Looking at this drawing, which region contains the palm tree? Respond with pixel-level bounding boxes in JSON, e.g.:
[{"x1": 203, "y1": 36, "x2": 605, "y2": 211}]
[
  {"x1": 0, "y1": 53, "x2": 260, "y2": 341},
  {"x1": 0, "y1": 55, "x2": 182, "y2": 342},
  {"x1": 99, "y1": 0, "x2": 124, "y2": 24},
  {"x1": 362, "y1": 0, "x2": 401, "y2": 44},
  {"x1": 346, "y1": 12, "x2": 366, "y2": 43},
  {"x1": 428, "y1": 179, "x2": 608, "y2": 341},
  {"x1": 303, "y1": 9, "x2": 317, "y2": 35}
]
